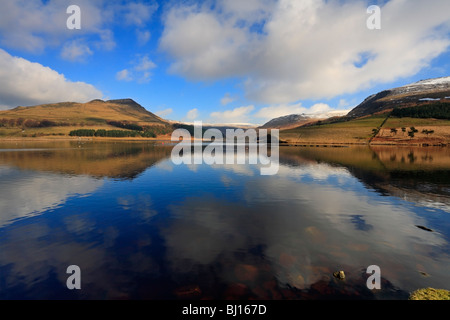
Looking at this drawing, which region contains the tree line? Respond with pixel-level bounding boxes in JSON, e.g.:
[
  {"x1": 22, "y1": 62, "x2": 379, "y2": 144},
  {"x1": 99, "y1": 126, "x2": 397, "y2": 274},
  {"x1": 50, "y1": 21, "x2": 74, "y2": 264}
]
[{"x1": 391, "y1": 102, "x2": 450, "y2": 119}]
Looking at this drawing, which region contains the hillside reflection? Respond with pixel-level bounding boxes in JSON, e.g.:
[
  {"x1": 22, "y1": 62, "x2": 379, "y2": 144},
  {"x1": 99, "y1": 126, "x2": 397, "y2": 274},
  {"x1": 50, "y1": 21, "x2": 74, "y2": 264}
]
[
  {"x1": 279, "y1": 146, "x2": 450, "y2": 211},
  {"x1": 0, "y1": 142, "x2": 449, "y2": 299},
  {"x1": 0, "y1": 142, "x2": 449, "y2": 211},
  {"x1": 0, "y1": 141, "x2": 173, "y2": 180}
]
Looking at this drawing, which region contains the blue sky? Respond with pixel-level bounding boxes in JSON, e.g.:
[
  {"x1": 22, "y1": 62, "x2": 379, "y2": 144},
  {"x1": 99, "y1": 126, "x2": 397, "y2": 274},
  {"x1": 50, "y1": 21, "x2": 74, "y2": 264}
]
[{"x1": 0, "y1": 0, "x2": 449, "y2": 125}]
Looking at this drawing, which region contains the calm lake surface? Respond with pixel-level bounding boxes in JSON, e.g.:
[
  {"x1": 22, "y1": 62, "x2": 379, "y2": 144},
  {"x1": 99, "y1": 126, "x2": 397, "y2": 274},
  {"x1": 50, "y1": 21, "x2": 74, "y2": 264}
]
[{"x1": 0, "y1": 141, "x2": 449, "y2": 299}]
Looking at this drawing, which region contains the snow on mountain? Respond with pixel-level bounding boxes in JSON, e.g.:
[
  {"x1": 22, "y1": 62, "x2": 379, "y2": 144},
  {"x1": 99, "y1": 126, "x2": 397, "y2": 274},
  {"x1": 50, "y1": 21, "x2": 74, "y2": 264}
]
[
  {"x1": 348, "y1": 76, "x2": 450, "y2": 118},
  {"x1": 260, "y1": 110, "x2": 350, "y2": 129},
  {"x1": 393, "y1": 76, "x2": 450, "y2": 96},
  {"x1": 406, "y1": 76, "x2": 450, "y2": 86}
]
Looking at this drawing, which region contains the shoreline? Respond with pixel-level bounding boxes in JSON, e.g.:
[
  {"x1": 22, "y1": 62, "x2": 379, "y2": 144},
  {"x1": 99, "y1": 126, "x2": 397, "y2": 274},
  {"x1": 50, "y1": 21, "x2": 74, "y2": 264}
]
[
  {"x1": 0, "y1": 136, "x2": 173, "y2": 142},
  {"x1": 0, "y1": 136, "x2": 448, "y2": 148}
]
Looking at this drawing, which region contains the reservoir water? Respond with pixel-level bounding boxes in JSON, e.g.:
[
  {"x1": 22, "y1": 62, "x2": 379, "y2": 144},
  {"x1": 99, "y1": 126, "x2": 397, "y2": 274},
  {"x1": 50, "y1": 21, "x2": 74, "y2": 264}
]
[{"x1": 0, "y1": 141, "x2": 449, "y2": 299}]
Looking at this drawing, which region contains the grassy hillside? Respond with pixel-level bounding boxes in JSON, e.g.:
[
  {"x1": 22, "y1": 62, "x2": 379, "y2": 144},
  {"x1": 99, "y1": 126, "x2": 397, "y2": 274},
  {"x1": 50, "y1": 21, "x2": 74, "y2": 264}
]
[
  {"x1": 372, "y1": 114, "x2": 450, "y2": 145},
  {"x1": 0, "y1": 99, "x2": 165, "y2": 124},
  {"x1": 0, "y1": 99, "x2": 171, "y2": 138},
  {"x1": 280, "y1": 114, "x2": 387, "y2": 144},
  {"x1": 280, "y1": 113, "x2": 450, "y2": 146}
]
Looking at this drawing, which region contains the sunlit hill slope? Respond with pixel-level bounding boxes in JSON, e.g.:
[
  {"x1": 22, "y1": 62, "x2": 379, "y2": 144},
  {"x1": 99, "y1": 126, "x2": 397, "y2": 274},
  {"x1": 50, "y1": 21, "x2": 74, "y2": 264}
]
[{"x1": 0, "y1": 99, "x2": 169, "y2": 137}]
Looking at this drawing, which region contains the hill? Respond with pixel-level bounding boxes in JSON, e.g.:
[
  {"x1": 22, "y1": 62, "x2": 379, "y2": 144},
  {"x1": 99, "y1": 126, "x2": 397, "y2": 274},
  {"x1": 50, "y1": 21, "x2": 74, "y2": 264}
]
[
  {"x1": 0, "y1": 99, "x2": 171, "y2": 138},
  {"x1": 348, "y1": 77, "x2": 450, "y2": 118},
  {"x1": 259, "y1": 114, "x2": 317, "y2": 130},
  {"x1": 0, "y1": 98, "x2": 166, "y2": 125},
  {"x1": 260, "y1": 110, "x2": 349, "y2": 130},
  {"x1": 280, "y1": 114, "x2": 450, "y2": 146},
  {"x1": 280, "y1": 77, "x2": 450, "y2": 146}
]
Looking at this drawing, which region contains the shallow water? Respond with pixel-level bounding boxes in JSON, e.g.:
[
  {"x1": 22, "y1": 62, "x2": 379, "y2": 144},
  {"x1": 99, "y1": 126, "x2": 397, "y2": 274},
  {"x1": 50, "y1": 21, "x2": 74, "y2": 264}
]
[{"x1": 0, "y1": 141, "x2": 449, "y2": 299}]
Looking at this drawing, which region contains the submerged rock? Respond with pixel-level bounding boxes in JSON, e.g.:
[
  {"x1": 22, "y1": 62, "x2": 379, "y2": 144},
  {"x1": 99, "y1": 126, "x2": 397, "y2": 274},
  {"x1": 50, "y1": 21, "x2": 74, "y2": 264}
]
[
  {"x1": 333, "y1": 270, "x2": 346, "y2": 280},
  {"x1": 409, "y1": 288, "x2": 450, "y2": 300}
]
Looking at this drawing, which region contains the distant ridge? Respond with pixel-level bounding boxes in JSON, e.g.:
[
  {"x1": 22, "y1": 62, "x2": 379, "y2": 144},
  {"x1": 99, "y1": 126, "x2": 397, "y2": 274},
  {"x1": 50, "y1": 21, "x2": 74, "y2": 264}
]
[
  {"x1": 278, "y1": 77, "x2": 450, "y2": 146},
  {"x1": 0, "y1": 98, "x2": 168, "y2": 127},
  {"x1": 106, "y1": 99, "x2": 147, "y2": 111},
  {"x1": 259, "y1": 114, "x2": 314, "y2": 129},
  {"x1": 348, "y1": 76, "x2": 450, "y2": 118},
  {"x1": 260, "y1": 110, "x2": 349, "y2": 130}
]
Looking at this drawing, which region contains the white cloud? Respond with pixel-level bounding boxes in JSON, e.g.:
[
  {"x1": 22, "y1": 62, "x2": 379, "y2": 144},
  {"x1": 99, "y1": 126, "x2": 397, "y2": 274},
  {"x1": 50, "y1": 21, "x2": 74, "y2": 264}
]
[
  {"x1": 116, "y1": 69, "x2": 132, "y2": 82},
  {"x1": 0, "y1": 167, "x2": 103, "y2": 228},
  {"x1": 309, "y1": 103, "x2": 332, "y2": 114},
  {"x1": 186, "y1": 108, "x2": 199, "y2": 120},
  {"x1": 116, "y1": 55, "x2": 157, "y2": 83},
  {"x1": 60, "y1": 40, "x2": 93, "y2": 62},
  {"x1": 254, "y1": 102, "x2": 346, "y2": 122},
  {"x1": 0, "y1": 49, "x2": 102, "y2": 109},
  {"x1": 94, "y1": 29, "x2": 116, "y2": 51},
  {"x1": 0, "y1": 1, "x2": 158, "y2": 56},
  {"x1": 254, "y1": 103, "x2": 306, "y2": 121},
  {"x1": 220, "y1": 93, "x2": 235, "y2": 106},
  {"x1": 160, "y1": 0, "x2": 450, "y2": 104},
  {"x1": 136, "y1": 29, "x2": 151, "y2": 45},
  {"x1": 135, "y1": 55, "x2": 156, "y2": 72},
  {"x1": 155, "y1": 108, "x2": 173, "y2": 118},
  {"x1": 210, "y1": 105, "x2": 255, "y2": 123},
  {"x1": 122, "y1": 2, "x2": 158, "y2": 27},
  {"x1": 0, "y1": 0, "x2": 112, "y2": 53}
]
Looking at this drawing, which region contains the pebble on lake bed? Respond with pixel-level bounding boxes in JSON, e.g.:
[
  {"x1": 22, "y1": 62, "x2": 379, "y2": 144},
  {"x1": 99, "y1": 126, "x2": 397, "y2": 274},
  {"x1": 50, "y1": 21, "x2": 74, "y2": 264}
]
[
  {"x1": 409, "y1": 288, "x2": 450, "y2": 300},
  {"x1": 333, "y1": 270, "x2": 345, "y2": 280}
]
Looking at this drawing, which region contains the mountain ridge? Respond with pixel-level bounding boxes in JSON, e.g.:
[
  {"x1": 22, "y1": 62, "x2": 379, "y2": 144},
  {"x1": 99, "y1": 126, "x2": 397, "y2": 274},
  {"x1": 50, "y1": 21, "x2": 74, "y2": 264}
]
[
  {"x1": 348, "y1": 76, "x2": 450, "y2": 118},
  {"x1": 0, "y1": 98, "x2": 167, "y2": 126},
  {"x1": 260, "y1": 110, "x2": 350, "y2": 130}
]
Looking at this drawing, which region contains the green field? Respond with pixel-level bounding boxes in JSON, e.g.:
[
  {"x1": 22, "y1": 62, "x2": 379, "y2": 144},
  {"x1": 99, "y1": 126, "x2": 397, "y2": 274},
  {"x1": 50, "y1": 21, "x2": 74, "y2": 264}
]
[
  {"x1": 280, "y1": 115, "x2": 387, "y2": 144},
  {"x1": 280, "y1": 114, "x2": 450, "y2": 145},
  {"x1": 384, "y1": 117, "x2": 450, "y2": 128}
]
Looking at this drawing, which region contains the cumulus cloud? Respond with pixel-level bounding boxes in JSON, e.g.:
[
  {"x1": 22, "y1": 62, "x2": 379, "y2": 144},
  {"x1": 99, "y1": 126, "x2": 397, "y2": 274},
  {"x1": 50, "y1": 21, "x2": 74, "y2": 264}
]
[
  {"x1": 160, "y1": 0, "x2": 450, "y2": 104},
  {"x1": 121, "y1": 2, "x2": 158, "y2": 27},
  {"x1": 0, "y1": 166, "x2": 103, "y2": 227},
  {"x1": 116, "y1": 55, "x2": 157, "y2": 83},
  {"x1": 254, "y1": 102, "x2": 338, "y2": 122},
  {"x1": 135, "y1": 55, "x2": 157, "y2": 72},
  {"x1": 309, "y1": 103, "x2": 332, "y2": 115},
  {"x1": 254, "y1": 103, "x2": 306, "y2": 120},
  {"x1": 136, "y1": 29, "x2": 151, "y2": 46},
  {"x1": 0, "y1": 0, "x2": 111, "y2": 53},
  {"x1": 186, "y1": 108, "x2": 199, "y2": 120},
  {"x1": 0, "y1": 0, "x2": 158, "y2": 56},
  {"x1": 60, "y1": 40, "x2": 93, "y2": 62},
  {"x1": 220, "y1": 93, "x2": 236, "y2": 106},
  {"x1": 0, "y1": 49, "x2": 102, "y2": 109},
  {"x1": 159, "y1": 160, "x2": 449, "y2": 291},
  {"x1": 210, "y1": 105, "x2": 255, "y2": 123},
  {"x1": 116, "y1": 69, "x2": 133, "y2": 82},
  {"x1": 94, "y1": 29, "x2": 116, "y2": 51}
]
